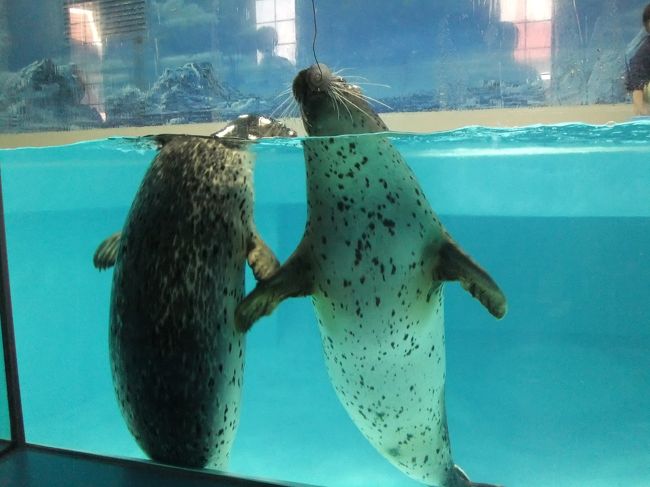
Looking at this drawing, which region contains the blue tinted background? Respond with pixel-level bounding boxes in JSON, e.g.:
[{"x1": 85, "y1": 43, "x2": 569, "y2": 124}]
[{"x1": 1, "y1": 0, "x2": 649, "y2": 131}]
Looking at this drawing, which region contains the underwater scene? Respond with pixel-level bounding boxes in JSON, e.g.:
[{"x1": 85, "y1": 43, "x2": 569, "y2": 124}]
[{"x1": 0, "y1": 120, "x2": 648, "y2": 487}]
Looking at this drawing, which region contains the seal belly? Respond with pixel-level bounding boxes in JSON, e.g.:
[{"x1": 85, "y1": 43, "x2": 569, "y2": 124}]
[
  {"x1": 110, "y1": 243, "x2": 246, "y2": 469},
  {"x1": 303, "y1": 133, "x2": 464, "y2": 484},
  {"x1": 313, "y1": 267, "x2": 453, "y2": 484}
]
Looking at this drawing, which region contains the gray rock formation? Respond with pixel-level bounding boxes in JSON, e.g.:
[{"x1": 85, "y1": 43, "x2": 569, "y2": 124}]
[
  {"x1": 585, "y1": 1, "x2": 627, "y2": 103},
  {"x1": 551, "y1": 0, "x2": 588, "y2": 104},
  {"x1": 0, "y1": 59, "x2": 102, "y2": 131},
  {"x1": 104, "y1": 85, "x2": 147, "y2": 125},
  {"x1": 146, "y1": 62, "x2": 239, "y2": 118},
  {"x1": 0, "y1": 0, "x2": 9, "y2": 72}
]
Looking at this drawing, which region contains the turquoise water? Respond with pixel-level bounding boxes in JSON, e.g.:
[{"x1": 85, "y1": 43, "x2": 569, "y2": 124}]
[{"x1": 0, "y1": 122, "x2": 649, "y2": 486}]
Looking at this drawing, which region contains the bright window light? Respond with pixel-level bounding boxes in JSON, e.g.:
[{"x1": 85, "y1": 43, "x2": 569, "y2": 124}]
[
  {"x1": 255, "y1": 0, "x2": 296, "y2": 64},
  {"x1": 69, "y1": 6, "x2": 103, "y2": 49},
  {"x1": 68, "y1": 2, "x2": 105, "y2": 120},
  {"x1": 501, "y1": 0, "x2": 553, "y2": 80},
  {"x1": 255, "y1": 0, "x2": 274, "y2": 23},
  {"x1": 527, "y1": 1, "x2": 553, "y2": 21},
  {"x1": 500, "y1": 0, "x2": 525, "y2": 22},
  {"x1": 275, "y1": 1, "x2": 295, "y2": 21}
]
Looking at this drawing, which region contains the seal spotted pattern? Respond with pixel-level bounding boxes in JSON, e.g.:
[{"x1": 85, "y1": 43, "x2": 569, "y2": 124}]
[
  {"x1": 236, "y1": 67, "x2": 506, "y2": 487},
  {"x1": 94, "y1": 115, "x2": 296, "y2": 469}
]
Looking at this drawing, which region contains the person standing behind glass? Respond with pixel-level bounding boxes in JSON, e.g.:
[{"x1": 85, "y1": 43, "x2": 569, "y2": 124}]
[{"x1": 626, "y1": 4, "x2": 650, "y2": 115}]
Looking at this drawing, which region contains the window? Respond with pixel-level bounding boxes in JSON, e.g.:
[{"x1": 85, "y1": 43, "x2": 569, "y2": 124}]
[
  {"x1": 67, "y1": 2, "x2": 105, "y2": 120},
  {"x1": 501, "y1": 0, "x2": 553, "y2": 80},
  {"x1": 255, "y1": 0, "x2": 296, "y2": 64},
  {"x1": 65, "y1": 0, "x2": 146, "y2": 122},
  {"x1": 68, "y1": 3, "x2": 103, "y2": 50}
]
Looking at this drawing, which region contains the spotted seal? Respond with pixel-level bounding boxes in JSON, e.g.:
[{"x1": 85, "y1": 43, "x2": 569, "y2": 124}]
[
  {"x1": 93, "y1": 114, "x2": 296, "y2": 469},
  {"x1": 236, "y1": 66, "x2": 507, "y2": 487}
]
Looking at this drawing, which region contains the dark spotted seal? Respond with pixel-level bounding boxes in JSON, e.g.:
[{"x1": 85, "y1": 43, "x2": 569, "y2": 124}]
[
  {"x1": 93, "y1": 114, "x2": 296, "y2": 469},
  {"x1": 236, "y1": 67, "x2": 506, "y2": 487}
]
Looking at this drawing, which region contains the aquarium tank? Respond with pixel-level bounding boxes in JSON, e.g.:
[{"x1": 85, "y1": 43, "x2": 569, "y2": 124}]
[{"x1": 0, "y1": 1, "x2": 649, "y2": 487}]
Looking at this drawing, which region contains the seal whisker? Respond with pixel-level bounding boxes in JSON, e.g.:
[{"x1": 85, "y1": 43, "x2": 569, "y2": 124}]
[
  {"x1": 333, "y1": 86, "x2": 374, "y2": 121},
  {"x1": 340, "y1": 74, "x2": 370, "y2": 81},
  {"x1": 345, "y1": 89, "x2": 393, "y2": 111},
  {"x1": 279, "y1": 107, "x2": 291, "y2": 120},
  {"x1": 273, "y1": 86, "x2": 293, "y2": 99},
  {"x1": 274, "y1": 98, "x2": 293, "y2": 118},
  {"x1": 326, "y1": 82, "x2": 346, "y2": 120},
  {"x1": 281, "y1": 99, "x2": 299, "y2": 120},
  {"x1": 328, "y1": 88, "x2": 344, "y2": 120},
  {"x1": 333, "y1": 72, "x2": 392, "y2": 91},
  {"x1": 335, "y1": 87, "x2": 362, "y2": 123},
  {"x1": 349, "y1": 81, "x2": 392, "y2": 89},
  {"x1": 272, "y1": 92, "x2": 296, "y2": 118},
  {"x1": 281, "y1": 92, "x2": 300, "y2": 119},
  {"x1": 332, "y1": 95, "x2": 342, "y2": 120},
  {"x1": 331, "y1": 85, "x2": 354, "y2": 122},
  {"x1": 299, "y1": 107, "x2": 312, "y2": 129},
  {"x1": 332, "y1": 67, "x2": 354, "y2": 76}
]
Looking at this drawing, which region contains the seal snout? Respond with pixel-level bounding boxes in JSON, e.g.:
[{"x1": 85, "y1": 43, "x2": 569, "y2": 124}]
[
  {"x1": 293, "y1": 63, "x2": 332, "y2": 103},
  {"x1": 306, "y1": 63, "x2": 331, "y2": 90}
]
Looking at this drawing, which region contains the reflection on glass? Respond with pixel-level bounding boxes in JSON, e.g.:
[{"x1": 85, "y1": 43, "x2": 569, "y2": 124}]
[
  {"x1": 526, "y1": 0, "x2": 553, "y2": 21},
  {"x1": 255, "y1": 0, "x2": 275, "y2": 23},
  {"x1": 0, "y1": 0, "x2": 638, "y2": 131},
  {"x1": 256, "y1": 0, "x2": 296, "y2": 64},
  {"x1": 68, "y1": 2, "x2": 106, "y2": 121},
  {"x1": 275, "y1": 0, "x2": 295, "y2": 21},
  {"x1": 501, "y1": 0, "x2": 552, "y2": 80},
  {"x1": 69, "y1": 5, "x2": 103, "y2": 49}
]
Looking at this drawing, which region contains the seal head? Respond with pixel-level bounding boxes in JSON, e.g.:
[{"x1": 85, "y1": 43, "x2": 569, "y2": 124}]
[{"x1": 293, "y1": 63, "x2": 388, "y2": 136}]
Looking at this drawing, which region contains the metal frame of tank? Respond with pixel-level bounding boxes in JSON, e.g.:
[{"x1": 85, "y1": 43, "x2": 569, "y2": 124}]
[{"x1": 0, "y1": 169, "x2": 25, "y2": 455}]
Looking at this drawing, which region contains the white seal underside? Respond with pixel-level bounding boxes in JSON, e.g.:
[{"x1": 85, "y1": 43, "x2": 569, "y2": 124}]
[{"x1": 305, "y1": 134, "x2": 456, "y2": 484}]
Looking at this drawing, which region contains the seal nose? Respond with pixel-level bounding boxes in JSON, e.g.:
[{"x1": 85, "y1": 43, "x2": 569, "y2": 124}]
[
  {"x1": 293, "y1": 63, "x2": 332, "y2": 103},
  {"x1": 306, "y1": 63, "x2": 331, "y2": 92}
]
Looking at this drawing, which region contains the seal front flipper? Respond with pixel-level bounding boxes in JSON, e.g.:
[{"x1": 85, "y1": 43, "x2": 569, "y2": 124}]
[
  {"x1": 236, "y1": 250, "x2": 314, "y2": 332},
  {"x1": 247, "y1": 233, "x2": 280, "y2": 281},
  {"x1": 93, "y1": 231, "x2": 122, "y2": 270},
  {"x1": 433, "y1": 238, "x2": 507, "y2": 319}
]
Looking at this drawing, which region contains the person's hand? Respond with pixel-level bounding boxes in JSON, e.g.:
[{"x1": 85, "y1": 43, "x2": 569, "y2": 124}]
[
  {"x1": 632, "y1": 89, "x2": 649, "y2": 115},
  {"x1": 633, "y1": 103, "x2": 650, "y2": 116}
]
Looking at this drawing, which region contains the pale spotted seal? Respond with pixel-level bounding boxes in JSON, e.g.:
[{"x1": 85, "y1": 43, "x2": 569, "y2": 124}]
[
  {"x1": 94, "y1": 114, "x2": 296, "y2": 469},
  {"x1": 236, "y1": 66, "x2": 506, "y2": 487}
]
